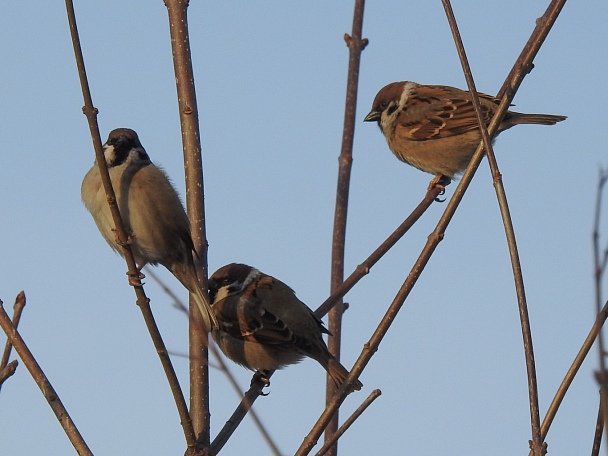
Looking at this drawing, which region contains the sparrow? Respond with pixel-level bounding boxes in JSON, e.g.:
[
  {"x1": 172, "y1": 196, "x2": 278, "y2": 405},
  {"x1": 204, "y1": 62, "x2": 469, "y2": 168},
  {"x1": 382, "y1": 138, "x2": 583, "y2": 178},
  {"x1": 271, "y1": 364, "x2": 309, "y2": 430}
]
[
  {"x1": 364, "y1": 81, "x2": 566, "y2": 184},
  {"x1": 208, "y1": 263, "x2": 363, "y2": 392},
  {"x1": 81, "y1": 128, "x2": 218, "y2": 332}
]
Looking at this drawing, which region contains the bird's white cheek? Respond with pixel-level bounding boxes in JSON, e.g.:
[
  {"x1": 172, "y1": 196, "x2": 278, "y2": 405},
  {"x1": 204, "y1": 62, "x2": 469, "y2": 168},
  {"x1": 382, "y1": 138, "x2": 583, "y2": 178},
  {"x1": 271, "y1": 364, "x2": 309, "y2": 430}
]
[
  {"x1": 379, "y1": 112, "x2": 398, "y2": 138},
  {"x1": 213, "y1": 286, "x2": 232, "y2": 304}
]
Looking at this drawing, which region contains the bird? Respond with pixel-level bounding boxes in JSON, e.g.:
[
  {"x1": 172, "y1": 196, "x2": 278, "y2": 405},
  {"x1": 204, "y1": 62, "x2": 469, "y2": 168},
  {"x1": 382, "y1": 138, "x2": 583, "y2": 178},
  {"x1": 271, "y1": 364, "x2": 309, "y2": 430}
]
[
  {"x1": 208, "y1": 263, "x2": 363, "y2": 392},
  {"x1": 81, "y1": 128, "x2": 218, "y2": 332},
  {"x1": 364, "y1": 81, "x2": 566, "y2": 187}
]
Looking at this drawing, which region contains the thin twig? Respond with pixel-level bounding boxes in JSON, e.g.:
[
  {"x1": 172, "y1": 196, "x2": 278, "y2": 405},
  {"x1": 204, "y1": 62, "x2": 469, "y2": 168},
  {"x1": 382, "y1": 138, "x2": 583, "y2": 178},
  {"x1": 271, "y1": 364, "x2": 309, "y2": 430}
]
[
  {"x1": 0, "y1": 360, "x2": 18, "y2": 386},
  {"x1": 64, "y1": 0, "x2": 196, "y2": 449},
  {"x1": 591, "y1": 392, "x2": 604, "y2": 456},
  {"x1": 592, "y1": 167, "x2": 608, "y2": 452},
  {"x1": 162, "y1": 1, "x2": 211, "y2": 450},
  {"x1": 593, "y1": 169, "x2": 608, "y2": 370},
  {"x1": 314, "y1": 389, "x2": 381, "y2": 456},
  {"x1": 326, "y1": 1, "x2": 368, "y2": 453},
  {"x1": 0, "y1": 291, "x2": 26, "y2": 391},
  {"x1": 0, "y1": 299, "x2": 93, "y2": 456},
  {"x1": 146, "y1": 268, "x2": 283, "y2": 456}
]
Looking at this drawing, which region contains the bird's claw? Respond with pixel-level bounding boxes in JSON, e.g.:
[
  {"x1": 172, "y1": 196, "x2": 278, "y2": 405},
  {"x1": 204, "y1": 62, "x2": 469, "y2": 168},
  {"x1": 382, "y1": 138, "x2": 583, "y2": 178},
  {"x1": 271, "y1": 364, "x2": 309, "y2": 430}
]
[
  {"x1": 252, "y1": 370, "x2": 271, "y2": 395},
  {"x1": 428, "y1": 174, "x2": 451, "y2": 202}
]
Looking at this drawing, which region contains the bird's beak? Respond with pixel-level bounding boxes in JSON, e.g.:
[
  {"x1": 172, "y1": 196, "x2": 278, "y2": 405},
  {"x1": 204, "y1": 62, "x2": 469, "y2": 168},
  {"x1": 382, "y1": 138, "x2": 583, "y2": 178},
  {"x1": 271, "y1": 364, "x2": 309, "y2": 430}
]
[{"x1": 364, "y1": 110, "x2": 380, "y2": 122}]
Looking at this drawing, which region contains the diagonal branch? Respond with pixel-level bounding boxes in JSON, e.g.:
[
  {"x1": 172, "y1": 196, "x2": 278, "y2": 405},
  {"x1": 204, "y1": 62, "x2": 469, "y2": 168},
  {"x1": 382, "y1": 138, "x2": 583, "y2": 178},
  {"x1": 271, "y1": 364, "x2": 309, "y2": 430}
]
[
  {"x1": 0, "y1": 298, "x2": 93, "y2": 455},
  {"x1": 314, "y1": 389, "x2": 381, "y2": 456},
  {"x1": 64, "y1": 0, "x2": 196, "y2": 449}
]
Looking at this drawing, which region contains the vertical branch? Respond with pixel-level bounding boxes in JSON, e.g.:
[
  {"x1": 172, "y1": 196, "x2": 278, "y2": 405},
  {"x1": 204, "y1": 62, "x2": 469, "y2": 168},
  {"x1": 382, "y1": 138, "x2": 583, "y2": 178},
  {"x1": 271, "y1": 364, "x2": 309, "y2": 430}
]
[
  {"x1": 593, "y1": 168, "x2": 608, "y2": 447},
  {"x1": 0, "y1": 299, "x2": 93, "y2": 456},
  {"x1": 593, "y1": 169, "x2": 608, "y2": 370},
  {"x1": 327, "y1": 1, "x2": 367, "y2": 453},
  {"x1": 591, "y1": 395, "x2": 604, "y2": 456},
  {"x1": 163, "y1": 0, "x2": 211, "y2": 450}
]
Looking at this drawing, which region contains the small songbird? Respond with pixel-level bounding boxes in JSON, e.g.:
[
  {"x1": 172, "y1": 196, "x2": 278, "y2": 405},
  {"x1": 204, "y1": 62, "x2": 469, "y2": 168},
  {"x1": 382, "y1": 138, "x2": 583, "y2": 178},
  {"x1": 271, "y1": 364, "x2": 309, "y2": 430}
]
[
  {"x1": 364, "y1": 81, "x2": 566, "y2": 185},
  {"x1": 208, "y1": 263, "x2": 363, "y2": 391},
  {"x1": 81, "y1": 128, "x2": 217, "y2": 332}
]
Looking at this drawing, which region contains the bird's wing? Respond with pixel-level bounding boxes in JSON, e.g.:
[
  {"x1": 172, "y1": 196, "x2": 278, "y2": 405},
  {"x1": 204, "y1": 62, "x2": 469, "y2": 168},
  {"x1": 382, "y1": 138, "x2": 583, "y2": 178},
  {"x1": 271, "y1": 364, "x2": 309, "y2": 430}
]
[
  {"x1": 214, "y1": 275, "x2": 324, "y2": 352},
  {"x1": 399, "y1": 85, "x2": 498, "y2": 140}
]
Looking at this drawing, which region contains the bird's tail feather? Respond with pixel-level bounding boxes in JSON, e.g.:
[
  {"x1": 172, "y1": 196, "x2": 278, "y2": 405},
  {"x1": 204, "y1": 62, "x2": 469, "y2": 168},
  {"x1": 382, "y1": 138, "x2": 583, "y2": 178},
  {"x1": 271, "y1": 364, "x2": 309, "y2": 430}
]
[
  {"x1": 191, "y1": 287, "x2": 219, "y2": 333},
  {"x1": 327, "y1": 357, "x2": 363, "y2": 392},
  {"x1": 514, "y1": 113, "x2": 567, "y2": 125},
  {"x1": 169, "y1": 262, "x2": 218, "y2": 332}
]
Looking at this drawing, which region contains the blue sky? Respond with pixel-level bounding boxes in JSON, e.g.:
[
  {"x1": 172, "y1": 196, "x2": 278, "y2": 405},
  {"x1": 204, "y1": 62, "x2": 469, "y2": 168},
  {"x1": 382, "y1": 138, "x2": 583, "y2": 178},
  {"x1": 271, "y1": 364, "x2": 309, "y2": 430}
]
[{"x1": 0, "y1": 2, "x2": 605, "y2": 455}]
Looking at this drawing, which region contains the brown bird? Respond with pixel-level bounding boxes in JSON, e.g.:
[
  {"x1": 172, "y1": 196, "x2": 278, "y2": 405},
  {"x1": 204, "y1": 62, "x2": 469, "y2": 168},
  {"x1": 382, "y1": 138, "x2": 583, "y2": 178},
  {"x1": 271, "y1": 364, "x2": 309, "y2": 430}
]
[
  {"x1": 208, "y1": 263, "x2": 363, "y2": 391},
  {"x1": 81, "y1": 128, "x2": 218, "y2": 332},
  {"x1": 364, "y1": 81, "x2": 566, "y2": 186}
]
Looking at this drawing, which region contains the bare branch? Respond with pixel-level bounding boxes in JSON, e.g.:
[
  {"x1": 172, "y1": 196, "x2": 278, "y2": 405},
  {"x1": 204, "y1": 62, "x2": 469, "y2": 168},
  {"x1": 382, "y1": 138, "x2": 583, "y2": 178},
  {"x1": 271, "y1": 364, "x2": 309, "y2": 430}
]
[
  {"x1": 162, "y1": 1, "x2": 211, "y2": 449},
  {"x1": 64, "y1": 0, "x2": 196, "y2": 448},
  {"x1": 326, "y1": 1, "x2": 368, "y2": 452},
  {"x1": 314, "y1": 389, "x2": 381, "y2": 456},
  {"x1": 591, "y1": 396, "x2": 603, "y2": 456},
  {"x1": 0, "y1": 291, "x2": 26, "y2": 391},
  {"x1": 0, "y1": 360, "x2": 18, "y2": 387},
  {"x1": 0, "y1": 299, "x2": 93, "y2": 456}
]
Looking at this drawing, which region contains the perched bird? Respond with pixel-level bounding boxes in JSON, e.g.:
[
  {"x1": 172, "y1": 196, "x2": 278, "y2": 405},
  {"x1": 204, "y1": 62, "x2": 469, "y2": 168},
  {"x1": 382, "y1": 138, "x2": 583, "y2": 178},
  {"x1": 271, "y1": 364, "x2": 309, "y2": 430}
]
[
  {"x1": 208, "y1": 263, "x2": 363, "y2": 391},
  {"x1": 364, "y1": 81, "x2": 566, "y2": 185},
  {"x1": 81, "y1": 128, "x2": 217, "y2": 332}
]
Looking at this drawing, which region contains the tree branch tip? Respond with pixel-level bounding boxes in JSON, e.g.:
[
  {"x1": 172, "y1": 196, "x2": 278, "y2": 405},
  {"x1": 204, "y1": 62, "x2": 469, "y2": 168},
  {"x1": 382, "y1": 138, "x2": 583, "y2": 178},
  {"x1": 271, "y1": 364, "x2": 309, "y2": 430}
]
[
  {"x1": 0, "y1": 359, "x2": 19, "y2": 385},
  {"x1": 14, "y1": 291, "x2": 26, "y2": 308}
]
